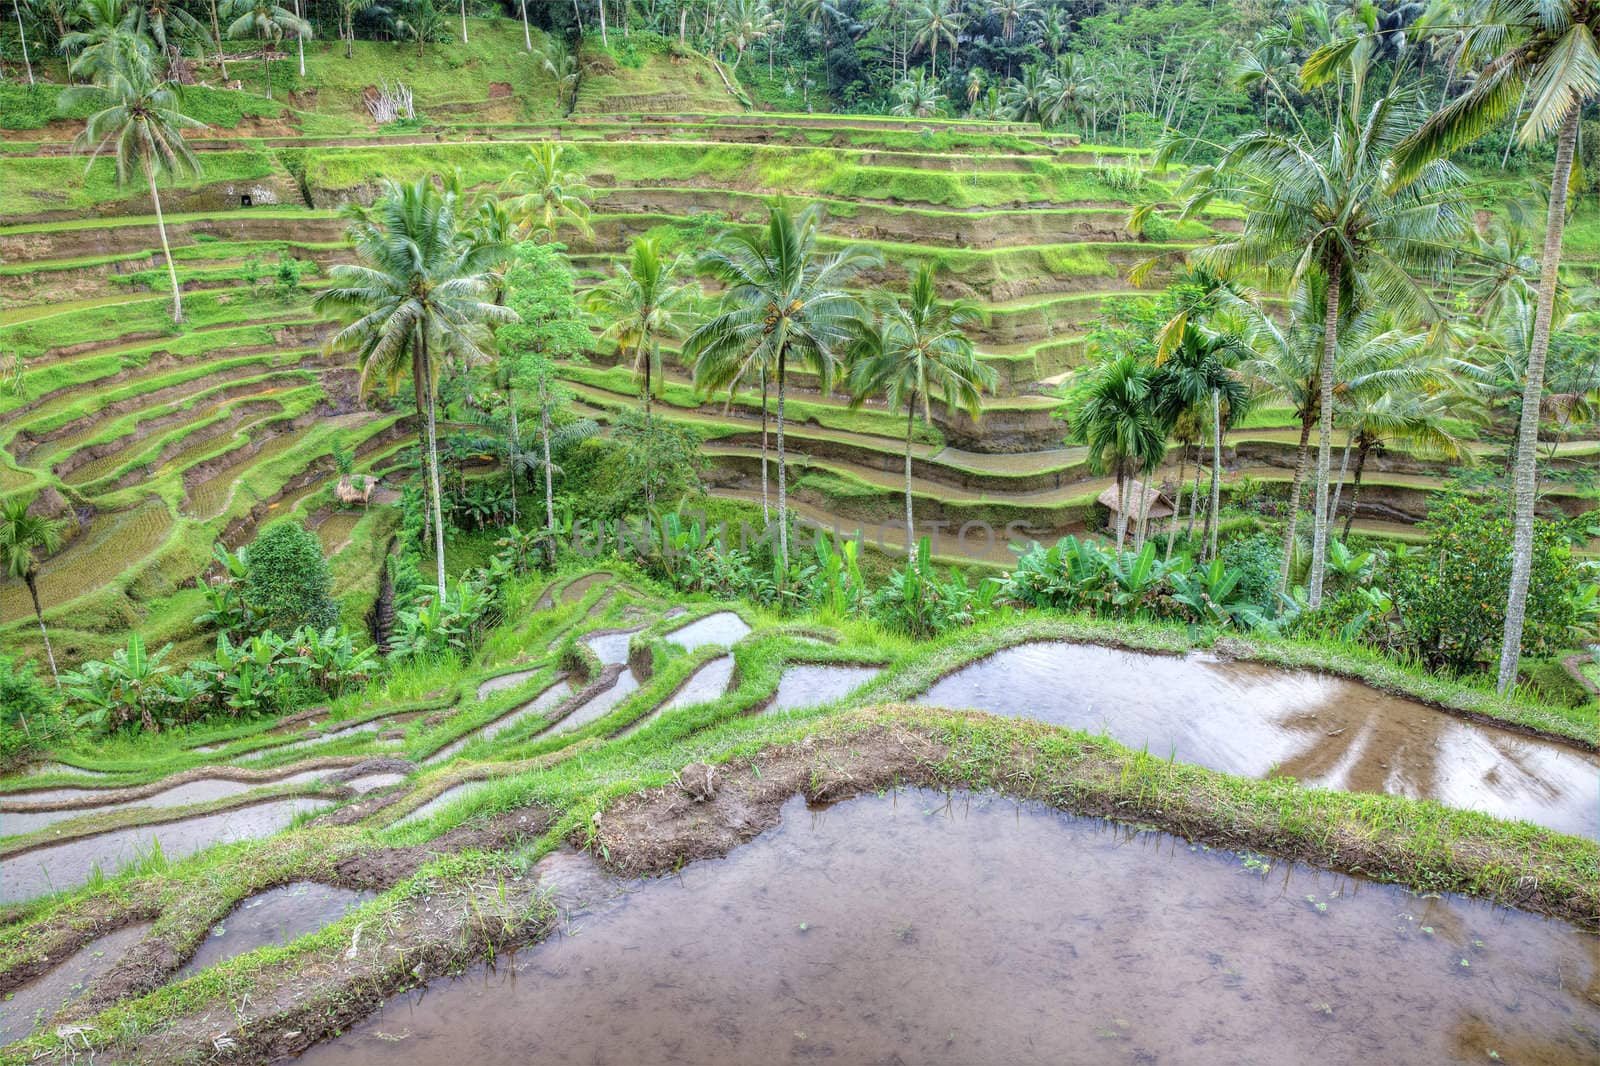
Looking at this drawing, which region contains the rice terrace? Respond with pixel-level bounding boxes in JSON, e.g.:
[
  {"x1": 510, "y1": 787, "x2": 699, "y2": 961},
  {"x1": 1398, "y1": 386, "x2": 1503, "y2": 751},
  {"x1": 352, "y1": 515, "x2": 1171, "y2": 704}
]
[{"x1": 0, "y1": 0, "x2": 1597, "y2": 1062}]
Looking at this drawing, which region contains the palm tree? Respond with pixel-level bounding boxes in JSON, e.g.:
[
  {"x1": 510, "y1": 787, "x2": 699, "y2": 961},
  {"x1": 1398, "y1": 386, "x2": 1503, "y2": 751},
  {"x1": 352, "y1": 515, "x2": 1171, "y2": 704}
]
[
  {"x1": 1001, "y1": 63, "x2": 1053, "y2": 124},
  {"x1": 1383, "y1": 0, "x2": 1598, "y2": 692},
  {"x1": 850, "y1": 263, "x2": 996, "y2": 560},
  {"x1": 1047, "y1": 54, "x2": 1097, "y2": 132},
  {"x1": 909, "y1": 0, "x2": 960, "y2": 79},
  {"x1": 685, "y1": 204, "x2": 880, "y2": 568},
  {"x1": 986, "y1": 0, "x2": 1037, "y2": 41},
  {"x1": 892, "y1": 68, "x2": 945, "y2": 117},
  {"x1": 61, "y1": 0, "x2": 147, "y2": 81},
  {"x1": 14, "y1": 0, "x2": 36, "y2": 84},
  {"x1": 1, "y1": 495, "x2": 65, "y2": 684},
  {"x1": 64, "y1": 53, "x2": 206, "y2": 324},
  {"x1": 585, "y1": 237, "x2": 695, "y2": 422},
  {"x1": 1152, "y1": 323, "x2": 1250, "y2": 561},
  {"x1": 314, "y1": 177, "x2": 515, "y2": 599},
  {"x1": 1337, "y1": 384, "x2": 1476, "y2": 540},
  {"x1": 720, "y1": 0, "x2": 778, "y2": 71},
  {"x1": 1067, "y1": 354, "x2": 1167, "y2": 552},
  {"x1": 1170, "y1": 70, "x2": 1467, "y2": 608},
  {"x1": 504, "y1": 142, "x2": 592, "y2": 241},
  {"x1": 536, "y1": 36, "x2": 580, "y2": 111},
  {"x1": 224, "y1": 0, "x2": 310, "y2": 99},
  {"x1": 129, "y1": 0, "x2": 206, "y2": 78}
]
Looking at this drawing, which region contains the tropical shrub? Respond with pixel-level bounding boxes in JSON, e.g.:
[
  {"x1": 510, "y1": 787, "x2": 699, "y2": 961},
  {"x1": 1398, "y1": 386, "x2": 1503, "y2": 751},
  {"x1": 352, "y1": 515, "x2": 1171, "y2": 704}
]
[
  {"x1": 0, "y1": 654, "x2": 66, "y2": 766},
  {"x1": 244, "y1": 522, "x2": 337, "y2": 635}
]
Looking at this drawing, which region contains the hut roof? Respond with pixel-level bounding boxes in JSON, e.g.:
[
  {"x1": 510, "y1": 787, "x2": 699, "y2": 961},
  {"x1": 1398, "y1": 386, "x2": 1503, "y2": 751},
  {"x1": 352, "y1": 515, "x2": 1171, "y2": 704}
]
[{"x1": 1096, "y1": 478, "x2": 1175, "y2": 521}]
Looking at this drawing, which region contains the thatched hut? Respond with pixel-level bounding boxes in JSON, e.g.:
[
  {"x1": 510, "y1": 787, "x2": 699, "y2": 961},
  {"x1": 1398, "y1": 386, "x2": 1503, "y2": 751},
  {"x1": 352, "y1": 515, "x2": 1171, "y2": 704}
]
[{"x1": 1096, "y1": 478, "x2": 1175, "y2": 527}]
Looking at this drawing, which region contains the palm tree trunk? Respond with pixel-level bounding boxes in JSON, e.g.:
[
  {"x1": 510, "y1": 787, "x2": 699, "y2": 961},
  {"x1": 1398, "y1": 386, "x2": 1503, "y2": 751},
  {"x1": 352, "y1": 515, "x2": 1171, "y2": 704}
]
[
  {"x1": 1497, "y1": 104, "x2": 1578, "y2": 694},
  {"x1": 507, "y1": 384, "x2": 519, "y2": 526},
  {"x1": 209, "y1": 0, "x2": 228, "y2": 77},
  {"x1": 459, "y1": 0, "x2": 467, "y2": 43},
  {"x1": 15, "y1": 1, "x2": 34, "y2": 85},
  {"x1": 294, "y1": 0, "x2": 305, "y2": 75},
  {"x1": 419, "y1": 332, "x2": 448, "y2": 599},
  {"x1": 598, "y1": 0, "x2": 608, "y2": 46},
  {"x1": 776, "y1": 344, "x2": 789, "y2": 568},
  {"x1": 147, "y1": 161, "x2": 184, "y2": 323},
  {"x1": 26, "y1": 575, "x2": 58, "y2": 684},
  {"x1": 1114, "y1": 465, "x2": 1128, "y2": 551},
  {"x1": 760, "y1": 364, "x2": 770, "y2": 524},
  {"x1": 1207, "y1": 388, "x2": 1221, "y2": 562},
  {"x1": 1308, "y1": 257, "x2": 1341, "y2": 609},
  {"x1": 520, "y1": 0, "x2": 531, "y2": 49},
  {"x1": 262, "y1": 45, "x2": 272, "y2": 98},
  {"x1": 344, "y1": 6, "x2": 353, "y2": 58},
  {"x1": 1341, "y1": 440, "x2": 1370, "y2": 542},
  {"x1": 1276, "y1": 407, "x2": 1312, "y2": 600},
  {"x1": 903, "y1": 400, "x2": 916, "y2": 561},
  {"x1": 1165, "y1": 444, "x2": 1185, "y2": 562},
  {"x1": 1327, "y1": 433, "x2": 1352, "y2": 532},
  {"x1": 1186, "y1": 441, "x2": 1202, "y2": 540},
  {"x1": 540, "y1": 379, "x2": 555, "y2": 535}
]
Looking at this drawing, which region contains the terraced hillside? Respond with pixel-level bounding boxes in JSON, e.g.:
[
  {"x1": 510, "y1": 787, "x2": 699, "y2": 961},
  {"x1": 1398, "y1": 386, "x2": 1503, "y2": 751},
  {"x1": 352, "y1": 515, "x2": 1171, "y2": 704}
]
[
  {"x1": 1, "y1": 568, "x2": 1595, "y2": 1060},
  {"x1": 3, "y1": 41, "x2": 1596, "y2": 662}
]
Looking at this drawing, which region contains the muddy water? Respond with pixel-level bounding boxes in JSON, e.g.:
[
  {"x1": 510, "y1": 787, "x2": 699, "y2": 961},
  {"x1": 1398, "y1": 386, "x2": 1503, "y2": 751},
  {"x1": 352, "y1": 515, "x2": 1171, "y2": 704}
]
[
  {"x1": 428, "y1": 680, "x2": 576, "y2": 764},
  {"x1": 392, "y1": 782, "x2": 494, "y2": 828},
  {"x1": 914, "y1": 642, "x2": 1600, "y2": 838},
  {"x1": 300, "y1": 790, "x2": 1600, "y2": 1066},
  {"x1": 764, "y1": 664, "x2": 883, "y2": 714},
  {"x1": 0, "y1": 922, "x2": 152, "y2": 1045},
  {"x1": 177, "y1": 882, "x2": 375, "y2": 979},
  {"x1": 664, "y1": 611, "x2": 751, "y2": 651},
  {"x1": 477, "y1": 669, "x2": 541, "y2": 699},
  {"x1": 621, "y1": 656, "x2": 736, "y2": 737},
  {"x1": 559, "y1": 572, "x2": 610, "y2": 604},
  {"x1": 342, "y1": 772, "x2": 407, "y2": 794},
  {"x1": 1, "y1": 769, "x2": 333, "y2": 839},
  {"x1": 0, "y1": 797, "x2": 331, "y2": 904},
  {"x1": 544, "y1": 671, "x2": 642, "y2": 738},
  {"x1": 583, "y1": 628, "x2": 642, "y2": 666}
]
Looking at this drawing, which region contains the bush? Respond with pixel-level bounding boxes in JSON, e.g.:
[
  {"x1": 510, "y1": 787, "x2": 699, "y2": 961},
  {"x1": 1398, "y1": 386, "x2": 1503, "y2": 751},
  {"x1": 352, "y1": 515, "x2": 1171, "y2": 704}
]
[
  {"x1": 244, "y1": 522, "x2": 337, "y2": 635},
  {"x1": 1219, "y1": 532, "x2": 1282, "y2": 612},
  {"x1": 0, "y1": 654, "x2": 65, "y2": 766},
  {"x1": 1388, "y1": 493, "x2": 1586, "y2": 674}
]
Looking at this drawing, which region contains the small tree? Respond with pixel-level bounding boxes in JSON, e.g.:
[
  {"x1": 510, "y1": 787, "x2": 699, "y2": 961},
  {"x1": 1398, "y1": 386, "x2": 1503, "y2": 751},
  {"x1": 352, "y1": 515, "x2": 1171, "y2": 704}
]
[
  {"x1": 1, "y1": 494, "x2": 65, "y2": 683},
  {"x1": 224, "y1": 0, "x2": 310, "y2": 99},
  {"x1": 243, "y1": 521, "x2": 336, "y2": 634}
]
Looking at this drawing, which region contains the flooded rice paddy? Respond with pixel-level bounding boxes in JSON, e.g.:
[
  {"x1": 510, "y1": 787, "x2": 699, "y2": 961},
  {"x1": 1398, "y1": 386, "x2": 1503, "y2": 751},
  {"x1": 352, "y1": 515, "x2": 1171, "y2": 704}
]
[
  {"x1": 620, "y1": 655, "x2": 736, "y2": 737},
  {"x1": 764, "y1": 664, "x2": 883, "y2": 714},
  {"x1": 0, "y1": 922, "x2": 152, "y2": 1044},
  {"x1": 914, "y1": 642, "x2": 1600, "y2": 838},
  {"x1": 1, "y1": 769, "x2": 334, "y2": 839},
  {"x1": 1, "y1": 797, "x2": 331, "y2": 904},
  {"x1": 392, "y1": 783, "x2": 493, "y2": 828},
  {"x1": 543, "y1": 670, "x2": 642, "y2": 737},
  {"x1": 663, "y1": 611, "x2": 752, "y2": 651},
  {"x1": 583, "y1": 628, "x2": 642, "y2": 666},
  {"x1": 428, "y1": 680, "x2": 576, "y2": 763},
  {"x1": 299, "y1": 789, "x2": 1600, "y2": 1066},
  {"x1": 177, "y1": 882, "x2": 375, "y2": 978},
  {"x1": 476, "y1": 669, "x2": 540, "y2": 700}
]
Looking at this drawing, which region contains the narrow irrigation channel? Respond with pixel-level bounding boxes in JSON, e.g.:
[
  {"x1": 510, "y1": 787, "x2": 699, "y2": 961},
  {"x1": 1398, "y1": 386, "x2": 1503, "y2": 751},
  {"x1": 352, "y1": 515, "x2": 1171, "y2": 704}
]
[
  {"x1": 913, "y1": 642, "x2": 1600, "y2": 837},
  {"x1": 299, "y1": 789, "x2": 1600, "y2": 1065}
]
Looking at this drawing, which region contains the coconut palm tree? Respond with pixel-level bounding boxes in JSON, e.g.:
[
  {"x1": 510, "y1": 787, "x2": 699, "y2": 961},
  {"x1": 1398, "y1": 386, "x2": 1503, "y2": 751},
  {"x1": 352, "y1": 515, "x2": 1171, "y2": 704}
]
[
  {"x1": 850, "y1": 263, "x2": 996, "y2": 561},
  {"x1": 892, "y1": 68, "x2": 946, "y2": 117},
  {"x1": 129, "y1": 0, "x2": 205, "y2": 78},
  {"x1": 585, "y1": 237, "x2": 695, "y2": 422},
  {"x1": 536, "y1": 36, "x2": 580, "y2": 111},
  {"x1": 1, "y1": 495, "x2": 65, "y2": 684},
  {"x1": 1337, "y1": 384, "x2": 1477, "y2": 540},
  {"x1": 1001, "y1": 63, "x2": 1053, "y2": 124},
  {"x1": 315, "y1": 177, "x2": 515, "y2": 599},
  {"x1": 224, "y1": 0, "x2": 310, "y2": 99},
  {"x1": 14, "y1": 0, "x2": 36, "y2": 84},
  {"x1": 909, "y1": 0, "x2": 961, "y2": 79},
  {"x1": 1168, "y1": 68, "x2": 1467, "y2": 608},
  {"x1": 61, "y1": 0, "x2": 147, "y2": 81},
  {"x1": 504, "y1": 142, "x2": 592, "y2": 242},
  {"x1": 64, "y1": 53, "x2": 206, "y2": 324},
  {"x1": 1066, "y1": 353, "x2": 1167, "y2": 552},
  {"x1": 685, "y1": 204, "x2": 880, "y2": 568},
  {"x1": 720, "y1": 0, "x2": 778, "y2": 70},
  {"x1": 1380, "y1": 0, "x2": 1599, "y2": 691}
]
